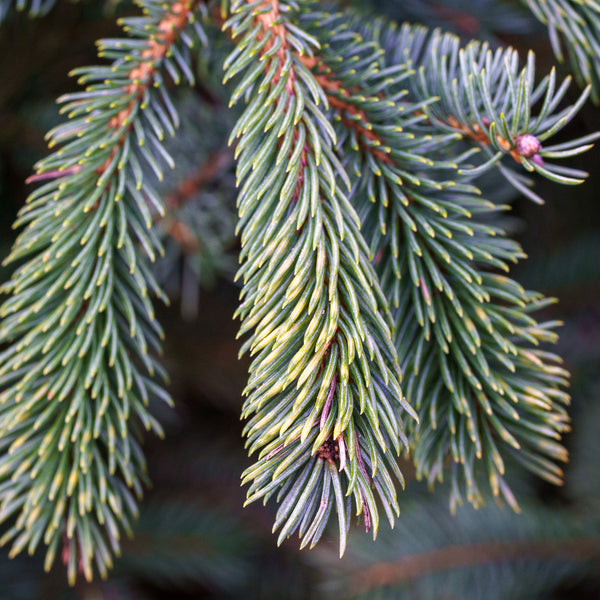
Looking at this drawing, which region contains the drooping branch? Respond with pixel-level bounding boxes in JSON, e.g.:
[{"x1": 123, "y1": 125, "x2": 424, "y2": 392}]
[
  {"x1": 96, "y1": 1, "x2": 204, "y2": 174},
  {"x1": 301, "y1": 11, "x2": 573, "y2": 512},
  {"x1": 225, "y1": 0, "x2": 415, "y2": 555},
  {"x1": 0, "y1": 0, "x2": 206, "y2": 584}
]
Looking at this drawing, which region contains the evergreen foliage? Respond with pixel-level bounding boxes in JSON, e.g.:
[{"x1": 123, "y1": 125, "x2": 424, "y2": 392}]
[
  {"x1": 0, "y1": 0, "x2": 598, "y2": 587},
  {"x1": 521, "y1": 0, "x2": 600, "y2": 101},
  {"x1": 0, "y1": 0, "x2": 59, "y2": 21},
  {"x1": 0, "y1": 0, "x2": 208, "y2": 583}
]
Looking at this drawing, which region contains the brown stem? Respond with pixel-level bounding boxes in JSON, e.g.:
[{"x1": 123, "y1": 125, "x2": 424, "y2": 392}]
[
  {"x1": 164, "y1": 149, "x2": 233, "y2": 210},
  {"x1": 158, "y1": 149, "x2": 234, "y2": 254},
  {"x1": 161, "y1": 219, "x2": 200, "y2": 254},
  {"x1": 300, "y1": 56, "x2": 393, "y2": 165},
  {"x1": 300, "y1": 56, "x2": 528, "y2": 169},
  {"x1": 353, "y1": 536, "x2": 600, "y2": 593},
  {"x1": 96, "y1": 1, "x2": 202, "y2": 176},
  {"x1": 431, "y1": 1, "x2": 480, "y2": 35},
  {"x1": 255, "y1": 0, "x2": 295, "y2": 93},
  {"x1": 445, "y1": 114, "x2": 522, "y2": 161}
]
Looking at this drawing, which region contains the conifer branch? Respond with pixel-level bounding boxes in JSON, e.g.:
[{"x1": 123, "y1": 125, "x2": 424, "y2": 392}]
[
  {"x1": 409, "y1": 30, "x2": 597, "y2": 198},
  {"x1": 0, "y1": 0, "x2": 206, "y2": 583},
  {"x1": 302, "y1": 11, "x2": 575, "y2": 510},
  {"x1": 163, "y1": 148, "x2": 233, "y2": 211},
  {"x1": 323, "y1": 497, "x2": 600, "y2": 599},
  {"x1": 224, "y1": 0, "x2": 416, "y2": 555},
  {"x1": 356, "y1": 20, "x2": 599, "y2": 203},
  {"x1": 521, "y1": 0, "x2": 600, "y2": 102}
]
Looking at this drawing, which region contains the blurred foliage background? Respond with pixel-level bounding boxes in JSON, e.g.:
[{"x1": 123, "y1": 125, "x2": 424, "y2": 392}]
[{"x1": 1, "y1": 0, "x2": 599, "y2": 598}]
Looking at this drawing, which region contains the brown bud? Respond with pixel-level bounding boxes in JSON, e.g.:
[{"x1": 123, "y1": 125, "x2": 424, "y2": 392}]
[{"x1": 515, "y1": 134, "x2": 542, "y2": 158}]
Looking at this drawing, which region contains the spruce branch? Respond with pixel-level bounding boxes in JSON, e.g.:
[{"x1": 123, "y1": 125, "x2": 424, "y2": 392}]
[
  {"x1": 298, "y1": 11, "x2": 477, "y2": 258},
  {"x1": 356, "y1": 19, "x2": 600, "y2": 204},
  {"x1": 409, "y1": 30, "x2": 597, "y2": 200},
  {"x1": 224, "y1": 0, "x2": 416, "y2": 556},
  {"x1": 300, "y1": 11, "x2": 574, "y2": 511},
  {"x1": 521, "y1": 0, "x2": 600, "y2": 102},
  {"x1": 141, "y1": 92, "x2": 238, "y2": 318},
  {"x1": 0, "y1": 0, "x2": 206, "y2": 583},
  {"x1": 0, "y1": 0, "x2": 129, "y2": 20},
  {"x1": 154, "y1": 144, "x2": 237, "y2": 319},
  {"x1": 163, "y1": 148, "x2": 233, "y2": 212},
  {"x1": 354, "y1": 536, "x2": 600, "y2": 591}
]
